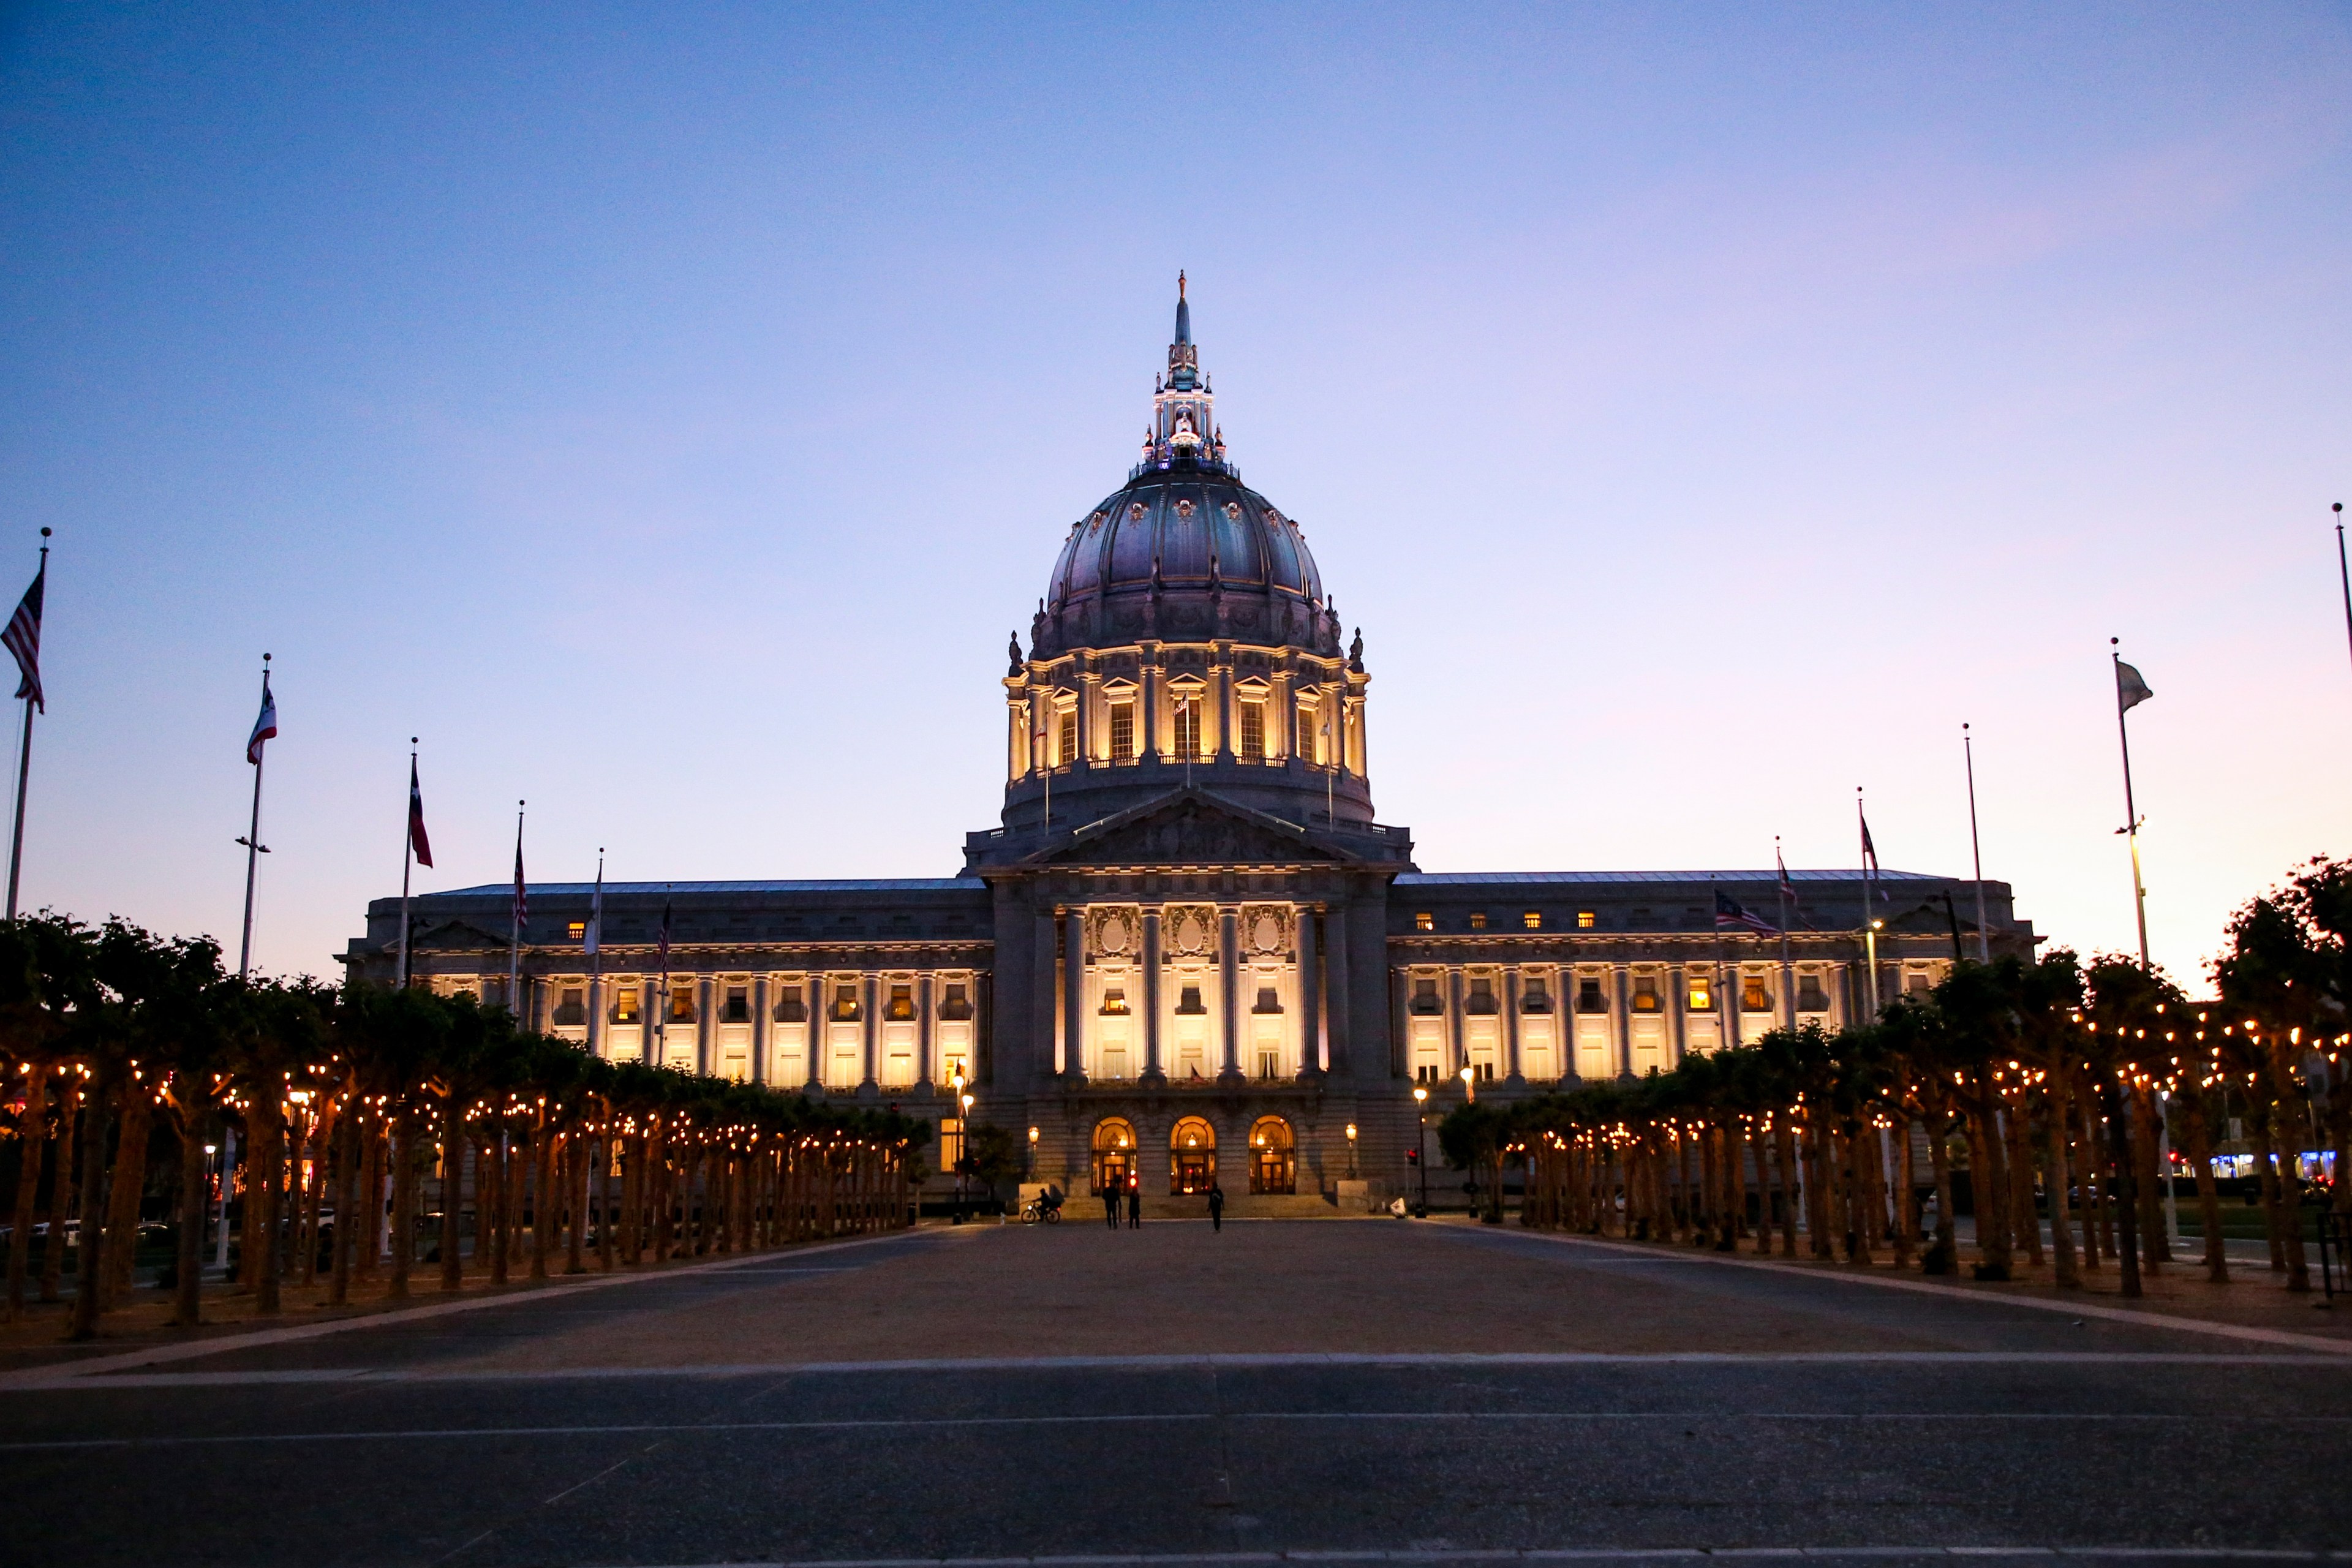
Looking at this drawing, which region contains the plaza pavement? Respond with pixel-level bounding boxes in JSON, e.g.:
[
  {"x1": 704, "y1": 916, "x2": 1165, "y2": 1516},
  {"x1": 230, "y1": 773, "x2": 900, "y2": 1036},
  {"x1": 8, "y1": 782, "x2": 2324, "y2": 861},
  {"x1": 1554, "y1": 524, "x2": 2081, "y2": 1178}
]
[{"x1": 0, "y1": 1216, "x2": 2347, "y2": 1567}]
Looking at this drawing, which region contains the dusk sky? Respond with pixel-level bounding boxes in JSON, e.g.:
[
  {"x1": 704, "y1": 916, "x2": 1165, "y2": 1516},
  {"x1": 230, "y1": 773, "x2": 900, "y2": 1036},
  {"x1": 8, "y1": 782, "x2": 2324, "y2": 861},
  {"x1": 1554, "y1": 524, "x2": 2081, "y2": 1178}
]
[{"x1": 2, "y1": 4, "x2": 2346, "y2": 987}]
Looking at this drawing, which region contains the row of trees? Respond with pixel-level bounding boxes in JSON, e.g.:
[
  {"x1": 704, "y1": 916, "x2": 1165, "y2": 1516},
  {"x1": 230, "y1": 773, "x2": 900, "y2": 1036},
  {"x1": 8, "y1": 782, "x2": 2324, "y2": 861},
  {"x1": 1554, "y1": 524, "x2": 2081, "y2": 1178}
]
[
  {"x1": 1, "y1": 916, "x2": 930, "y2": 1339},
  {"x1": 1444, "y1": 856, "x2": 2352, "y2": 1298}
]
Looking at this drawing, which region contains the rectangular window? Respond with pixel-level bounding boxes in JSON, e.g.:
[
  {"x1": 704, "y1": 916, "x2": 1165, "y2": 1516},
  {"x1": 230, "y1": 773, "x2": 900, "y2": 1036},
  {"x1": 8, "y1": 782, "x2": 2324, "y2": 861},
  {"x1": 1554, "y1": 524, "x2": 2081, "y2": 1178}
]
[
  {"x1": 1743, "y1": 976, "x2": 1772, "y2": 1012},
  {"x1": 1109, "y1": 699, "x2": 1136, "y2": 760},
  {"x1": 1257, "y1": 1049, "x2": 1280, "y2": 1080},
  {"x1": 1630, "y1": 979, "x2": 1662, "y2": 1013},
  {"x1": 1057, "y1": 708, "x2": 1077, "y2": 768},
  {"x1": 940, "y1": 982, "x2": 973, "y2": 1020},
  {"x1": 775, "y1": 987, "x2": 809, "y2": 1023},
  {"x1": 1414, "y1": 911, "x2": 1434, "y2": 932},
  {"x1": 1687, "y1": 974, "x2": 1716, "y2": 1012},
  {"x1": 1798, "y1": 974, "x2": 1830, "y2": 1012},
  {"x1": 1522, "y1": 911, "x2": 1542, "y2": 930},
  {"x1": 1411, "y1": 977, "x2": 1442, "y2": 1013},
  {"x1": 1099, "y1": 987, "x2": 1129, "y2": 1016},
  {"x1": 1253, "y1": 986, "x2": 1282, "y2": 1013},
  {"x1": 554, "y1": 987, "x2": 586, "y2": 1027},
  {"x1": 668, "y1": 985, "x2": 695, "y2": 1023},
  {"x1": 1466, "y1": 976, "x2": 1497, "y2": 1014},
  {"x1": 1521, "y1": 975, "x2": 1550, "y2": 1011},
  {"x1": 1576, "y1": 910, "x2": 1597, "y2": 930},
  {"x1": 1297, "y1": 697, "x2": 1323, "y2": 764},
  {"x1": 938, "y1": 1118, "x2": 963, "y2": 1171},
  {"x1": 1172, "y1": 694, "x2": 1202, "y2": 758},
  {"x1": 887, "y1": 984, "x2": 915, "y2": 1020},
  {"x1": 567, "y1": 921, "x2": 586, "y2": 940},
  {"x1": 724, "y1": 986, "x2": 749, "y2": 1023},
  {"x1": 1576, "y1": 978, "x2": 1607, "y2": 1013},
  {"x1": 1239, "y1": 698, "x2": 1265, "y2": 760},
  {"x1": 832, "y1": 986, "x2": 861, "y2": 1022},
  {"x1": 612, "y1": 985, "x2": 641, "y2": 1024},
  {"x1": 1468, "y1": 911, "x2": 1488, "y2": 930},
  {"x1": 1905, "y1": 970, "x2": 1932, "y2": 995}
]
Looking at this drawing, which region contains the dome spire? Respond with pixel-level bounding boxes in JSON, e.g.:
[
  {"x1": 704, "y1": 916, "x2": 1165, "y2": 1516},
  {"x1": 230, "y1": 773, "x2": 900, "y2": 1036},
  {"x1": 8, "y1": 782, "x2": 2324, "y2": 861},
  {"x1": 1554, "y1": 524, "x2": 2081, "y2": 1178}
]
[{"x1": 1174, "y1": 270, "x2": 1191, "y2": 347}]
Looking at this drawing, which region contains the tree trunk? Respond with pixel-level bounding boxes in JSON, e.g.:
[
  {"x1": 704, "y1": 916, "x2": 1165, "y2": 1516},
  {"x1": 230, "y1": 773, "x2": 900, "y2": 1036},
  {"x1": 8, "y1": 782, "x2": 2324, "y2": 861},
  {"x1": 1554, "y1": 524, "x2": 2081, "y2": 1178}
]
[
  {"x1": 7, "y1": 1065, "x2": 50, "y2": 1320},
  {"x1": 2250, "y1": 1106, "x2": 2288, "y2": 1273},
  {"x1": 529, "y1": 1121, "x2": 552, "y2": 1283},
  {"x1": 104, "y1": 1087, "x2": 154, "y2": 1306},
  {"x1": 41, "y1": 1087, "x2": 78, "y2": 1303},
  {"x1": 2180, "y1": 1092, "x2": 2228, "y2": 1283},
  {"x1": 2265, "y1": 1053, "x2": 2311, "y2": 1292},
  {"x1": 66, "y1": 1078, "x2": 113, "y2": 1341},
  {"x1": 1774, "y1": 1123, "x2": 1799, "y2": 1256},
  {"x1": 170, "y1": 1107, "x2": 207, "y2": 1327},
  {"x1": 2102, "y1": 1077, "x2": 2143, "y2": 1300},
  {"x1": 2005, "y1": 1095, "x2": 2041, "y2": 1268},
  {"x1": 329, "y1": 1109, "x2": 360, "y2": 1306},
  {"x1": 357, "y1": 1121, "x2": 384, "y2": 1281},
  {"x1": 253, "y1": 1104, "x2": 284, "y2": 1316},
  {"x1": 1970, "y1": 1080, "x2": 2013, "y2": 1280},
  {"x1": 1925, "y1": 1111, "x2": 1958, "y2": 1275},
  {"x1": 2077, "y1": 1081, "x2": 2108, "y2": 1268},
  {"x1": 390, "y1": 1109, "x2": 416, "y2": 1298},
  {"x1": 1891, "y1": 1111, "x2": 1915, "y2": 1269},
  {"x1": 297, "y1": 1107, "x2": 326, "y2": 1287},
  {"x1": 596, "y1": 1131, "x2": 615, "y2": 1271},
  {"x1": 486, "y1": 1136, "x2": 509, "y2": 1287},
  {"x1": 437, "y1": 1103, "x2": 464, "y2": 1292},
  {"x1": 2045, "y1": 1068, "x2": 2080, "y2": 1288}
]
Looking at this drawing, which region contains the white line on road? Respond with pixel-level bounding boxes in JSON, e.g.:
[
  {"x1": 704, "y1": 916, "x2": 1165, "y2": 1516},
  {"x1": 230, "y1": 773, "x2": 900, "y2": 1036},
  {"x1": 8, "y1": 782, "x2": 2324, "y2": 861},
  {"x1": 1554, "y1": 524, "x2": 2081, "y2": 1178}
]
[{"x1": 625, "y1": 1548, "x2": 2352, "y2": 1566}]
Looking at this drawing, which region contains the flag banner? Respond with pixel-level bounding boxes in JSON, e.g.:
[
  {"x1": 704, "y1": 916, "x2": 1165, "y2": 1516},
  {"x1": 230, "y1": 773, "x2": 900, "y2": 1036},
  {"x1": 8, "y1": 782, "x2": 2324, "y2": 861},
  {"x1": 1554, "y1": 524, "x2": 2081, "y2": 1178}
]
[
  {"x1": 657, "y1": 899, "x2": 672, "y2": 970},
  {"x1": 511, "y1": 839, "x2": 527, "y2": 932},
  {"x1": 583, "y1": 869, "x2": 601, "y2": 957},
  {"x1": 407, "y1": 759, "x2": 434, "y2": 869},
  {"x1": 2116, "y1": 659, "x2": 2154, "y2": 714},
  {"x1": 1777, "y1": 849, "x2": 1819, "y2": 931},
  {"x1": 3, "y1": 562, "x2": 45, "y2": 712},
  {"x1": 246, "y1": 680, "x2": 277, "y2": 765},
  {"x1": 1715, "y1": 889, "x2": 1777, "y2": 935}
]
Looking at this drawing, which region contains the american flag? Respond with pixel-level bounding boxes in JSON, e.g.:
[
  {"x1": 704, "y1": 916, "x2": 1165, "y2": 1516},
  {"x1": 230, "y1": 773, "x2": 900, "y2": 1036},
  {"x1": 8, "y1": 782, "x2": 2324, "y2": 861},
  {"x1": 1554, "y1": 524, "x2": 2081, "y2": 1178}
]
[
  {"x1": 1777, "y1": 846, "x2": 1817, "y2": 931},
  {"x1": 510, "y1": 829, "x2": 527, "y2": 935},
  {"x1": 3, "y1": 556, "x2": 45, "y2": 714},
  {"x1": 246, "y1": 676, "x2": 277, "y2": 765},
  {"x1": 1715, "y1": 889, "x2": 1777, "y2": 936},
  {"x1": 657, "y1": 898, "x2": 672, "y2": 970}
]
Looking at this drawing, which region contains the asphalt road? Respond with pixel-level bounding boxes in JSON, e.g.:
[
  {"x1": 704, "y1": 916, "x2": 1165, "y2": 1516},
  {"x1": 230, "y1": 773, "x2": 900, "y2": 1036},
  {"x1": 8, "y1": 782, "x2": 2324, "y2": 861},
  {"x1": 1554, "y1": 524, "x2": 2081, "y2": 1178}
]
[{"x1": 1, "y1": 1219, "x2": 2346, "y2": 1568}]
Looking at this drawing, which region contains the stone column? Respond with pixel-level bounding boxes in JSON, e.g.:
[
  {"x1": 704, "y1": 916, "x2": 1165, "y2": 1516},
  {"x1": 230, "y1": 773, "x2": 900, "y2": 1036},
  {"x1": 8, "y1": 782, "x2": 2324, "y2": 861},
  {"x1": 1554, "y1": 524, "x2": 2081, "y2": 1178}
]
[
  {"x1": 1218, "y1": 906, "x2": 1242, "y2": 1082},
  {"x1": 696, "y1": 976, "x2": 715, "y2": 1077},
  {"x1": 1446, "y1": 967, "x2": 1464, "y2": 1078},
  {"x1": 752, "y1": 974, "x2": 771, "y2": 1084},
  {"x1": 1215, "y1": 647, "x2": 1235, "y2": 760},
  {"x1": 1668, "y1": 963, "x2": 1687, "y2": 1065},
  {"x1": 804, "y1": 977, "x2": 824, "y2": 1092},
  {"x1": 1077, "y1": 668, "x2": 1097, "y2": 767},
  {"x1": 1611, "y1": 963, "x2": 1632, "y2": 1077},
  {"x1": 1035, "y1": 910, "x2": 1060, "y2": 1078},
  {"x1": 1726, "y1": 962, "x2": 1744, "y2": 1050},
  {"x1": 1064, "y1": 906, "x2": 1087, "y2": 1082},
  {"x1": 1141, "y1": 651, "x2": 1159, "y2": 761},
  {"x1": 1389, "y1": 965, "x2": 1409, "y2": 1081},
  {"x1": 1297, "y1": 903, "x2": 1321, "y2": 1075},
  {"x1": 918, "y1": 971, "x2": 935, "y2": 1088},
  {"x1": 861, "y1": 971, "x2": 880, "y2": 1091},
  {"x1": 1324, "y1": 898, "x2": 1351, "y2": 1077},
  {"x1": 1503, "y1": 966, "x2": 1523, "y2": 1084},
  {"x1": 1142, "y1": 907, "x2": 1164, "y2": 1082}
]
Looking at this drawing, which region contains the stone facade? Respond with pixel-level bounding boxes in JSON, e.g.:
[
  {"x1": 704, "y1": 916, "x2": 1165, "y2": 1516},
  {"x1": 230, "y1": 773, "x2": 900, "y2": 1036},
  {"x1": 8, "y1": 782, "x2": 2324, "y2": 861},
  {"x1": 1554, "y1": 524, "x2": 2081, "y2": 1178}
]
[{"x1": 342, "y1": 284, "x2": 2037, "y2": 1203}]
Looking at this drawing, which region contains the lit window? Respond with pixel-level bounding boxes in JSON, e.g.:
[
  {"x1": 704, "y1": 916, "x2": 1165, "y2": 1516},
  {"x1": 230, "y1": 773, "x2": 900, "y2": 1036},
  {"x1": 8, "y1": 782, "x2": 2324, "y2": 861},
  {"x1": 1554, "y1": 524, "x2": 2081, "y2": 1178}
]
[
  {"x1": 1171, "y1": 692, "x2": 1203, "y2": 757},
  {"x1": 668, "y1": 985, "x2": 696, "y2": 1023},
  {"x1": 611, "y1": 985, "x2": 641, "y2": 1024},
  {"x1": 1109, "y1": 700, "x2": 1136, "y2": 761},
  {"x1": 938, "y1": 1118, "x2": 963, "y2": 1169},
  {"x1": 1414, "y1": 911, "x2": 1434, "y2": 932},
  {"x1": 1297, "y1": 696, "x2": 1324, "y2": 764},
  {"x1": 1522, "y1": 911, "x2": 1542, "y2": 930},
  {"x1": 1576, "y1": 910, "x2": 1597, "y2": 930},
  {"x1": 1468, "y1": 912, "x2": 1488, "y2": 930},
  {"x1": 1686, "y1": 976, "x2": 1715, "y2": 1012},
  {"x1": 1057, "y1": 707, "x2": 1077, "y2": 767},
  {"x1": 567, "y1": 921, "x2": 586, "y2": 940},
  {"x1": 1239, "y1": 698, "x2": 1266, "y2": 760},
  {"x1": 1742, "y1": 976, "x2": 1771, "y2": 1012},
  {"x1": 1631, "y1": 980, "x2": 1662, "y2": 1013},
  {"x1": 1099, "y1": 987, "x2": 1130, "y2": 1016},
  {"x1": 832, "y1": 986, "x2": 861, "y2": 1022},
  {"x1": 887, "y1": 984, "x2": 915, "y2": 1020}
]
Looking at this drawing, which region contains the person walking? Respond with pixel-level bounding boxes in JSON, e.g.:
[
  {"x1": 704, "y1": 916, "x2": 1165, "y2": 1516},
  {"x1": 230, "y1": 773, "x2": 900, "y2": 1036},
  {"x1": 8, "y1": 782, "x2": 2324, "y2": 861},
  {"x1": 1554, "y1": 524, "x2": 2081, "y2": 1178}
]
[
  {"x1": 1102, "y1": 1181, "x2": 1120, "y2": 1231},
  {"x1": 1125, "y1": 1177, "x2": 1141, "y2": 1230},
  {"x1": 1207, "y1": 1180, "x2": 1225, "y2": 1232}
]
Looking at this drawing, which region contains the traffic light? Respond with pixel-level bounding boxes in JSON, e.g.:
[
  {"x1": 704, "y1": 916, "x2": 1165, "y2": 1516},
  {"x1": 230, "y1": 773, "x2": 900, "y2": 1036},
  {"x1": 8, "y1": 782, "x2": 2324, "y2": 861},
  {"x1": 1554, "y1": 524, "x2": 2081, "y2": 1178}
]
[{"x1": 1405, "y1": 1148, "x2": 1420, "y2": 1166}]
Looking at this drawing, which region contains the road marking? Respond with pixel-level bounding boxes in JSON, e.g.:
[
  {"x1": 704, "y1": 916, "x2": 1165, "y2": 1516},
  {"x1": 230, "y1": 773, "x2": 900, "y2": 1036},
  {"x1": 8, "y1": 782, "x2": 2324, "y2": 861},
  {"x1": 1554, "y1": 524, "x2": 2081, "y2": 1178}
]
[
  {"x1": 9, "y1": 1346, "x2": 2349, "y2": 1392},
  {"x1": 5, "y1": 1408, "x2": 2346, "y2": 1452},
  {"x1": 620, "y1": 1549, "x2": 2352, "y2": 1566},
  {"x1": 0, "y1": 1228, "x2": 949, "y2": 1392},
  {"x1": 1457, "y1": 1227, "x2": 2352, "y2": 1357}
]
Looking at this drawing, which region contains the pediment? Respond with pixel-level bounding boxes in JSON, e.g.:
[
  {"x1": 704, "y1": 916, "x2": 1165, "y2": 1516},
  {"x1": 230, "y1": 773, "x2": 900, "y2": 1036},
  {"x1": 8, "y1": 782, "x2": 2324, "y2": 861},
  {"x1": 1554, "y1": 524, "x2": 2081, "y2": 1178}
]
[
  {"x1": 1033, "y1": 788, "x2": 1352, "y2": 869},
  {"x1": 409, "y1": 918, "x2": 513, "y2": 951}
]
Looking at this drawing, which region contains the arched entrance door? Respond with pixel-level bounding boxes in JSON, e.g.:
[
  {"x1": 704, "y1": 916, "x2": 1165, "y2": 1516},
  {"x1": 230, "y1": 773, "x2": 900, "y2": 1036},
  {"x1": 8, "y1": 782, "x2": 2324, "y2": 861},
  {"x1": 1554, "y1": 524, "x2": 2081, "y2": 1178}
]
[
  {"x1": 1091, "y1": 1117, "x2": 1137, "y2": 1196},
  {"x1": 1248, "y1": 1115, "x2": 1295, "y2": 1195},
  {"x1": 1169, "y1": 1115, "x2": 1217, "y2": 1194}
]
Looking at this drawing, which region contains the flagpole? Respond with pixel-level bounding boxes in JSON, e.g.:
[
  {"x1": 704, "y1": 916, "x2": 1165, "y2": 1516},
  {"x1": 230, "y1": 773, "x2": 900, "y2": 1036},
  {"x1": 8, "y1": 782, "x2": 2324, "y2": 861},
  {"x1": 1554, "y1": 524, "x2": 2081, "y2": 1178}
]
[
  {"x1": 1776, "y1": 836, "x2": 1793, "y2": 1029},
  {"x1": 2111, "y1": 639, "x2": 2152, "y2": 970},
  {"x1": 509, "y1": 799, "x2": 525, "y2": 1019},
  {"x1": 587, "y1": 850, "x2": 604, "y2": 1059},
  {"x1": 4, "y1": 529, "x2": 50, "y2": 921},
  {"x1": 1962, "y1": 723, "x2": 1990, "y2": 965},
  {"x1": 396, "y1": 737, "x2": 417, "y2": 990},
  {"x1": 1857, "y1": 788, "x2": 1880, "y2": 1020},
  {"x1": 236, "y1": 654, "x2": 273, "y2": 978},
  {"x1": 2334, "y1": 503, "x2": 2351, "y2": 684}
]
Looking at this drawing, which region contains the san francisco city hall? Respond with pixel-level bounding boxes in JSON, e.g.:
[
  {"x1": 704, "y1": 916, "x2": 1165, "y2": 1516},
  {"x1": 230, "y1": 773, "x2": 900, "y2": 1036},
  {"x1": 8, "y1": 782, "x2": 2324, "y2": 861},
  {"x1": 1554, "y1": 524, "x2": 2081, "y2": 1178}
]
[{"x1": 347, "y1": 284, "x2": 2038, "y2": 1208}]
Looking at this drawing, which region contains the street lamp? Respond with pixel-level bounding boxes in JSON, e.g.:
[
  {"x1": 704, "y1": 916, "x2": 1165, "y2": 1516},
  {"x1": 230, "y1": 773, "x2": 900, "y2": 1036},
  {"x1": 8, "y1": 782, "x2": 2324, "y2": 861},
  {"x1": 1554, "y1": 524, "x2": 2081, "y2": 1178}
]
[
  {"x1": 949, "y1": 1068, "x2": 967, "y2": 1224},
  {"x1": 1345, "y1": 1122, "x2": 1358, "y2": 1179},
  {"x1": 1461, "y1": 1063, "x2": 1476, "y2": 1102},
  {"x1": 1411, "y1": 1084, "x2": 1430, "y2": 1218},
  {"x1": 1027, "y1": 1124, "x2": 1039, "y2": 1181}
]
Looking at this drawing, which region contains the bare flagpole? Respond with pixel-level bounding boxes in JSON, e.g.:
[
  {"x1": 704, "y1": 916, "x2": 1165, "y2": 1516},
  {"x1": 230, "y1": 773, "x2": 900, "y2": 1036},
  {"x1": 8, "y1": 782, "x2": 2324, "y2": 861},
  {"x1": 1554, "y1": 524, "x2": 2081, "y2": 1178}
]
[
  {"x1": 508, "y1": 799, "x2": 525, "y2": 1017},
  {"x1": 1963, "y1": 723, "x2": 1990, "y2": 964},
  {"x1": 2335, "y1": 503, "x2": 2351, "y2": 683},
  {"x1": 4, "y1": 529, "x2": 51, "y2": 921},
  {"x1": 1775, "y1": 835, "x2": 1793, "y2": 1028},
  {"x1": 236, "y1": 654, "x2": 274, "y2": 978},
  {"x1": 396, "y1": 737, "x2": 418, "y2": 990}
]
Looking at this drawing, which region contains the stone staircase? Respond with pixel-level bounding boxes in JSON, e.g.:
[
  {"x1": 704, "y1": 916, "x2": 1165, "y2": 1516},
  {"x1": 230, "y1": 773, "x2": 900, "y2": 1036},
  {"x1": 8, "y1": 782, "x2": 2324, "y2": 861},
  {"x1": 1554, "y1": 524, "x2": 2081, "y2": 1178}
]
[{"x1": 1136, "y1": 1192, "x2": 1347, "y2": 1221}]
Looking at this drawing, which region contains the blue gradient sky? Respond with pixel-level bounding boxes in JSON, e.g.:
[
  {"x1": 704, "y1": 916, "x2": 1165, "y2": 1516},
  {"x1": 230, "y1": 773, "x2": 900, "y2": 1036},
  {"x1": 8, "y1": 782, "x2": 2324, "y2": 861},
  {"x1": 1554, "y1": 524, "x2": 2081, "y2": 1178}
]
[{"x1": 2, "y1": 4, "x2": 2346, "y2": 987}]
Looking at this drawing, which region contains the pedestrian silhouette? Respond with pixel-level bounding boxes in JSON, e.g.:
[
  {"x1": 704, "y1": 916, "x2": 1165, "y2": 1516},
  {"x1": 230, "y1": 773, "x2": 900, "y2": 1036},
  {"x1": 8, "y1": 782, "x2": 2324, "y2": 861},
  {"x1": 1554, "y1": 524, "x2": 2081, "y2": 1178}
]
[
  {"x1": 1126, "y1": 1180, "x2": 1141, "y2": 1229},
  {"x1": 1207, "y1": 1180, "x2": 1225, "y2": 1232},
  {"x1": 1102, "y1": 1183, "x2": 1120, "y2": 1230}
]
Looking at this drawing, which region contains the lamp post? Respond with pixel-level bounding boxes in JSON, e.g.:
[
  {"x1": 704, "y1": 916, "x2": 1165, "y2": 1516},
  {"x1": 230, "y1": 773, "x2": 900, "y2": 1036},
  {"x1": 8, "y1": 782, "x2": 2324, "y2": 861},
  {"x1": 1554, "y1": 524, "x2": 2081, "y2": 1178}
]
[
  {"x1": 1345, "y1": 1122, "x2": 1358, "y2": 1180},
  {"x1": 1412, "y1": 1084, "x2": 1430, "y2": 1218},
  {"x1": 1027, "y1": 1125, "x2": 1039, "y2": 1182},
  {"x1": 961, "y1": 1091, "x2": 976, "y2": 1217},
  {"x1": 949, "y1": 1068, "x2": 966, "y2": 1224},
  {"x1": 1461, "y1": 1063, "x2": 1476, "y2": 1102}
]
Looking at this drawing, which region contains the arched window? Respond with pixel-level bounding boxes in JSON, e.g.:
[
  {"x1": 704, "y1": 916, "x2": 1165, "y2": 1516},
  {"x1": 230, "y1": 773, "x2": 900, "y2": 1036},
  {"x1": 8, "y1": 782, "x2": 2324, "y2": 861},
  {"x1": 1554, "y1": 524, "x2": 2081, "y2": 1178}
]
[{"x1": 1169, "y1": 1115, "x2": 1217, "y2": 1194}]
